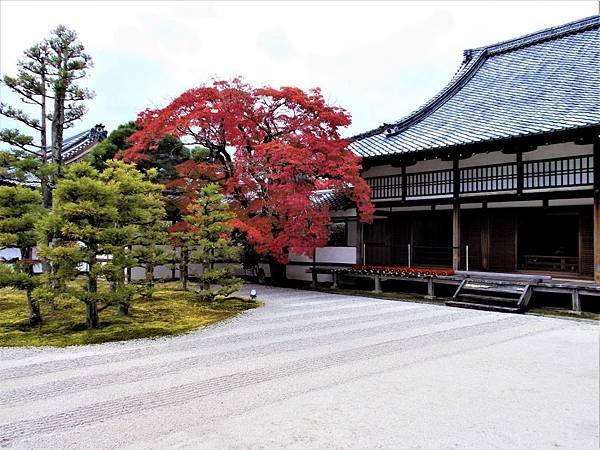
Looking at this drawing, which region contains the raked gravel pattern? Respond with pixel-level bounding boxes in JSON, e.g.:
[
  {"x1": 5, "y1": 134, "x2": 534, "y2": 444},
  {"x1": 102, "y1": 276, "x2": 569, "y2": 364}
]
[{"x1": 0, "y1": 285, "x2": 598, "y2": 449}]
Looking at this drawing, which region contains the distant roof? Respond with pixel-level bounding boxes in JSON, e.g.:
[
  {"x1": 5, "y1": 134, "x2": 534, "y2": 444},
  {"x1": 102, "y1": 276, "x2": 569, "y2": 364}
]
[
  {"x1": 60, "y1": 124, "x2": 107, "y2": 163},
  {"x1": 350, "y1": 15, "x2": 600, "y2": 159},
  {"x1": 312, "y1": 189, "x2": 353, "y2": 210}
]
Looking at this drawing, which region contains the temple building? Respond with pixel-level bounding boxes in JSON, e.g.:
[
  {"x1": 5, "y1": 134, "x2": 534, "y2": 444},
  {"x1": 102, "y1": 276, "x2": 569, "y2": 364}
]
[{"x1": 297, "y1": 15, "x2": 599, "y2": 288}]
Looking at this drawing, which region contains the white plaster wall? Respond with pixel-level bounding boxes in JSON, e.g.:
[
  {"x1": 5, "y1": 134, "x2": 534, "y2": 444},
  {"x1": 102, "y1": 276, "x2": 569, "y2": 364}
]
[
  {"x1": 548, "y1": 198, "x2": 593, "y2": 206},
  {"x1": 286, "y1": 246, "x2": 357, "y2": 282},
  {"x1": 524, "y1": 142, "x2": 592, "y2": 160},
  {"x1": 459, "y1": 151, "x2": 515, "y2": 167},
  {"x1": 406, "y1": 159, "x2": 453, "y2": 173},
  {"x1": 0, "y1": 248, "x2": 21, "y2": 262},
  {"x1": 0, "y1": 247, "x2": 43, "y2": 273},
  {"x1": 488, "y1": 200, "x2": 543, "y2": 209},
  {"x1": 316, "y1": 247, "x2": 356, "y2": 264},
  {"x1": 362, "y1": 164, "x2": 402, "y2": 178}
]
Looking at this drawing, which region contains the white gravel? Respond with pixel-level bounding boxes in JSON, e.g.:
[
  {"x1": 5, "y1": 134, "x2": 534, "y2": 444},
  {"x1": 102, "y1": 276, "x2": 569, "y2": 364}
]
[{"x1": 0, "y1": 285, "x2": 598, "y2": 449}]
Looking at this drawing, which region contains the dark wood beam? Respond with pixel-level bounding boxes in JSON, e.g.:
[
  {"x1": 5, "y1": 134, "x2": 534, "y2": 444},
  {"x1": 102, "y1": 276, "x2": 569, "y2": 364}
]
[
  {"x1": 369, "y1": 187, "x2": 594, "y2": 208},
  {"x1": 453, "y1": 203, "x2": 461, "y2": 271},
  {"x1": 516, "y1": 151, "x2": 523, "y2": 196},
  {"x1": 481, "y1": 213, "x2": 490, "y2": 271},
  {"x1": 594, "y1": 138, "x2": 600, "y2": 283},
  {"x1": 401, "y1": 165, "x2": 407, "y2": 202},
  {"x1": 356, "y1": 218, "x2": 365, "y2": 266}
]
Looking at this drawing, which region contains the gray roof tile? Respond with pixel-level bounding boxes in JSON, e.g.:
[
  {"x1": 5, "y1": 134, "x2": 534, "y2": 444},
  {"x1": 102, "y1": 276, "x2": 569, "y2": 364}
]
[{"x1": 350, "y1": 16, "x2": 600, "y2": 158}]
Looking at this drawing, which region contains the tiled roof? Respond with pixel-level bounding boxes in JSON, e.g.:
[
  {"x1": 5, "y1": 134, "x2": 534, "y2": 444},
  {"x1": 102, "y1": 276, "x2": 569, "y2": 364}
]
[
  {"x1": 312, "y1": 189, "x2": 353, "y2": 210},
  {"x1": 60, "y1": 124, "x2": 107, "y2": 163},
  {"x1": 350, "y1": 16, "x2": 600, "y2": 159}
]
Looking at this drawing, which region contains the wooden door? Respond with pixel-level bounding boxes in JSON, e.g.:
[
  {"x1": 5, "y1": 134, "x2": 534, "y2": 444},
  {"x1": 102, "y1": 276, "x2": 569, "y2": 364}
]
[
  {"x1": 461, "y1": 211, "x2": 483, "y2": 271},
  {"x1": 489, "y1": 213, "x2": 516, "y2": 271},
  {"x1": 390, "y1": 214, "x2": 411, "y2": 265},
  {"x1": 364, "y1": 219, "x2": 390, "y2": 265}
]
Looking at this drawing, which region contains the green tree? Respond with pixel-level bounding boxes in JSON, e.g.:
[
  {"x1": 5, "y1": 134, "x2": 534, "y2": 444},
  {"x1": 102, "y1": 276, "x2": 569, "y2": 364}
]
[
  {"x1": 38, "y1": 161, "x2": 164, "y2": 327},
  {"x1": 0, "y1": 25, "x2": 93, "y2": 208},
  {"x1": 85, "y1": 121, "x2": 139, "y2": 170},
  {"x1": 137, "y1": 134, "x2": 190, "y2": 181},
  {"x1": 183, "y1": 183, "x2": 242, "y2": 301},
  {"x1": 131, "y1": 220, "x2": 169, "y2": 299},
  {"x1": 0, "y1": 186, "x2": 44, "y2": 324},
  {"x1": 47, "y1": 25, "x2": 94, "y2": 168},
  {"x1": 101, "y1": 161, "x2": 165, "y2": 314},
  {"x1": 166, "y1": 222, "x2": 193, "y2": 292}
]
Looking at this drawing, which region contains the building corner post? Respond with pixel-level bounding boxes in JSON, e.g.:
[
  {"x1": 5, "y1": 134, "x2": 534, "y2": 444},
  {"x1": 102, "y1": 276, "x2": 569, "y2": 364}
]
[
  {"x1": 356, "y1": 216, "x2": 364, "y2": 266},
  {"x1": 452, "y1": 158, "x2": 461, "y2": 271},
  {"x1": 593, "y1": 139, "x2": 600, "y2": 283}
]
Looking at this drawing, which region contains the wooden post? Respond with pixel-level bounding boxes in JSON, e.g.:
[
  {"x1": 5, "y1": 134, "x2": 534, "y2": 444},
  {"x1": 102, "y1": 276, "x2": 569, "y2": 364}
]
[
  {"x1": 401, "y1": 164, "x2": 407, "y2": 202},
  {"x1": 595, "y1": 197, "x2": 600, "y2": 283},
  {"x1": 571, "y1": 289, "x2": 581, "y2": 314},
  {"x1": 452, "y1": 202, "x2": 461, "y2": 271},
  {"x1": 311, "y1": 248, "x2": 317, "y2": 288},
  {"x1": 516, "y1": 151, "x2": 523, "y2": 196},
  {"x1": 452, "y1": 158, "x2": 461, "y2": 271},
  {"x1": 356, "y1": 217, "x2": 364, "y2": 266},
  {"x1": 481, "y1": 210, "x2": 490, "y2": 271},
  {"x1": 373, "y1": 275, "x2": 382, "y2": 293},
  {"x1": 594, "y1": 139, "x2": 600, "y2": 283},
  {"x1": 427, "y1": 277, "x2": 434, "y2": 297}
]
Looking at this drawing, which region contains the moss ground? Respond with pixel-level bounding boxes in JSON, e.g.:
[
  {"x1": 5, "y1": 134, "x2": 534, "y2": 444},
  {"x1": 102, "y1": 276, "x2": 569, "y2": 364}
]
[{"x1": 0, "y1": 281, "x2": 260, "y2": 347}]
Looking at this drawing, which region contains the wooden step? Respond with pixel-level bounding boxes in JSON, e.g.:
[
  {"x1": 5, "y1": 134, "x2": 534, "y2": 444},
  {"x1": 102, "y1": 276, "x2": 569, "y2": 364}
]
[
  {"x1": 463, "y1": 284, "x2": 525, "y2": 294},
  {"x1": 446, "y1": 301, "x2": 523, "y2": 313},
  {"x1": 458, "y1": 293, "x2": 520, "y2": 304}
]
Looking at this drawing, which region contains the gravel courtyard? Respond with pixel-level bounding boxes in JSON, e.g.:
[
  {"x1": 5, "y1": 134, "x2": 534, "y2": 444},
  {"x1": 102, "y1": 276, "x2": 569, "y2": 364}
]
[{"x1": 0, "y1": 285, "x2": 598, "y2": 449}]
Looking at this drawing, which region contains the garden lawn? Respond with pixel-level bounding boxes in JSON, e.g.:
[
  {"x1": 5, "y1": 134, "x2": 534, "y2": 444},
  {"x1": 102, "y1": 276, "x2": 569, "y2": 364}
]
[{"x1": 0, "y1": 281, "x2": 260, "y2": 347}]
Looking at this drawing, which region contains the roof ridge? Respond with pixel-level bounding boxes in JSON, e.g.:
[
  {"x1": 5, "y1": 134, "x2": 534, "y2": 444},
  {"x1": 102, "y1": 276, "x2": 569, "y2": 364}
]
[
  {"x1": 466, "y1": 15, "x2": 599, "y2": 57},
  {"x1": 350, "y1": 15, "x2": 599, "y2": 145}
]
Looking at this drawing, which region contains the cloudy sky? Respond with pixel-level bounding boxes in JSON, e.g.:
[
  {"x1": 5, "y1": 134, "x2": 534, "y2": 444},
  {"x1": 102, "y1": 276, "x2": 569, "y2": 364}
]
[{"x1": 0, "y1": 1, "x2": 596, "y2": 138}]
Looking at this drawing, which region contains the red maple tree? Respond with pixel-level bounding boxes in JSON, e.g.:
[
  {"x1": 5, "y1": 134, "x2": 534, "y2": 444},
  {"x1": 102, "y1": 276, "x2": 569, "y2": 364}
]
[{"x1": 125, "y1": 78, "x2": 373, "y2": 262}]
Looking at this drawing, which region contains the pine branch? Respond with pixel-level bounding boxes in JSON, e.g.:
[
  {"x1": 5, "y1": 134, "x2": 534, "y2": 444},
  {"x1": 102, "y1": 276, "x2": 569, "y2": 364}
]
[
  {"x1": 1, "y1": 77, "x2": 42, "y2": 106},
  {"x1": 0, "y1": 129, "x2": 43, "y2": 156},
  {"x1": 0, "y1": 103, "x2": 42, "y2": 131}
]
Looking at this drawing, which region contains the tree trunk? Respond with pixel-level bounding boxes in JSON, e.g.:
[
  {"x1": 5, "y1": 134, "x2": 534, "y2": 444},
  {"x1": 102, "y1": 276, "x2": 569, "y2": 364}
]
[
  {"x1": 51, "y1": 57, "x2": 67, "y2": 167},
  {"x1": 144, "y1": 263, "x2": 155, "y2": 299},
  {"x1": 26, "y1": 289, "x2": 42, "y2": 326},
  {"x1": 203, "y1": 260, "x2": 211, "y2": 292},
  {"x1": 181, "y1": 247, "x2": 189, "y2": 291},
  {"x1": 126, "y1": 245, "x2": 132, "y2": 283},
  {"x1": 116, "y1": 302, "x2": 129, "y2": 316},
  {"x1": 86, "y1": 253, "x2": 99, "y2": 328},
  {"x1": 24, "y1": 247, "x2": 42, "y2": 325},
  {"x1": 269, "y1": 257, "x2": 287, "y2": 285},
  {"x1": 86, "y1": 301, "x2": 99, "y2": 328},
  {"x1": 40, "y1": 71, "x2": 52, "y2": 209}
]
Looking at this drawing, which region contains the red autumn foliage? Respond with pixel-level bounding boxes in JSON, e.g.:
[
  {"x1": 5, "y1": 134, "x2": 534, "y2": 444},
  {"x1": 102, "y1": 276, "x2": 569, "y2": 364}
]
[{"x1": 125, "y1": 78, "x2": 374, "y2": 262}]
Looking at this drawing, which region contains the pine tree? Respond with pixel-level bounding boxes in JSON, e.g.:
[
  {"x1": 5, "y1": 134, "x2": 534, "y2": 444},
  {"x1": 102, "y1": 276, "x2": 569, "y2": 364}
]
[
  {"x1": 0, "y1": 186, "x2": 44, "y2": 324},
  {"x1": 183, "y1": 183, "x2": 242, "y2": 301},
  {"x1": 131, "y1": 220, "x2": 168, "y2": 299},
  {"x1": 166, "y1": 221, "x2": 193, "y2": 292},
  {"x1": 37, "y1": 161, "x2": 164, "y2": 327},
  {"x1": 101, "y1": 160, "x2": 165, "y2": 313},
  {"x1": 46, "y1": 25, "x2": 94, "y2": 169},
  {"x1": 0, "y1": 25, "x2": 93, "y2": 208}
]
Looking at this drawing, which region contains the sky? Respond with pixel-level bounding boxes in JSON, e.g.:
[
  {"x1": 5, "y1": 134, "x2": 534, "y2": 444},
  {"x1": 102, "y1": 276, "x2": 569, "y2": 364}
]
[{"x1": 0, "y1": 1, "x2": 597, "y2": 139}]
